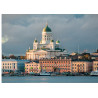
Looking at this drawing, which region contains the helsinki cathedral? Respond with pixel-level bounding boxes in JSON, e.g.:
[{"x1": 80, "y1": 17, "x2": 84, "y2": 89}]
[{"x1": 26, "y1": 23, "x2": 67, "y2": 60}]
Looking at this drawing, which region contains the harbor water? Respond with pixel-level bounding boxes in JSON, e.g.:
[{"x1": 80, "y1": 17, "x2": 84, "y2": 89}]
[{"x1": 2, "y1": 76, "x2": 98, "y2": 83}]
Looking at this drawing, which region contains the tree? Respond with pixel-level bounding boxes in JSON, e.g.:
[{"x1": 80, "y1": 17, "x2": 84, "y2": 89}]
[
  {"x1": 39, "y1": 67, "x2": 41, "y2": 70},
  {"x1": 53, "y1": 67, "x2": 57, "y2": 72},
  {"x1": 30, "y1": 67, "x2": 33, "y2": 69},
  {"x1": 9, "y1": 55, "x2": 16, "y2": 59}
]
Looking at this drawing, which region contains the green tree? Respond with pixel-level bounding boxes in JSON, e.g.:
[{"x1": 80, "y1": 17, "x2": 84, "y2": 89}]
[
  {"x1": 30, "y1": 67, "x2": 33, "y2": 69},
  {"x1": 39, "y1": 67, "x2": 41, "y2": 70}
]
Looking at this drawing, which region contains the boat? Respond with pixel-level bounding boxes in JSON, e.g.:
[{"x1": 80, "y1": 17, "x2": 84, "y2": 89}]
[
  {"x1": 40, "y1": 70, "x2": 51, "y2": 76},
  {"x1": 90, "y1": 71, "x2": 98, "y2": 76},
  {"x1": 51, "y1": 73, "x2": 56, "y2": 76}
]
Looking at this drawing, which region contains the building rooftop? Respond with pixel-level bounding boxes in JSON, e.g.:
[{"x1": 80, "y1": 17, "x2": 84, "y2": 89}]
[
  {"x1": 42, "y1": 24, "x2": 52, "y2": 32},
  {"x1": 72, "y1": 60, "x2": 92, "y2": 62}
]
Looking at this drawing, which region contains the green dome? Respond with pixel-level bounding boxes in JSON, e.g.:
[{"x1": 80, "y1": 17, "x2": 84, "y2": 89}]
[
  {"x1": 56, "y1": 40, "x2": 60, "y2": 43},
  {"x1": 50, "y1": 40, "x2": 54, "y2": 42},
  {"x1": 42, "y1": 25, "x2": 52, "y2": 32},
  {"x1": 34, "y1": 40, "x2": 37, "y2": 43}
]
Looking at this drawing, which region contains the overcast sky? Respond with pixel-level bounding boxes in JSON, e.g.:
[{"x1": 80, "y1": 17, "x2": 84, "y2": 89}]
[{"x1": 2, "y1": 14, "x2": 98, "y2": 56}]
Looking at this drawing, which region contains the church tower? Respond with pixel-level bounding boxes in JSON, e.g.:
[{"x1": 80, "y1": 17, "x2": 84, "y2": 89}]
[{"x1": 41, "y1": 24, "x2": 53, "y2": 44}]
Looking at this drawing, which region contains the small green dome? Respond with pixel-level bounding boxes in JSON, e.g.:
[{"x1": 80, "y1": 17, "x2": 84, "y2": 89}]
[
  {"x1": 42, "y1": 24, "x2": 52, "y2": 32},
  {"x1": 50, "y1": 40, "x2": 54, "y2": 42},
  {"x1": 56, "y1": 40, "x2": 60, "y2": 43},
  {"x1": 34, "y1": 40, "x2": 37, "y2": 43}
]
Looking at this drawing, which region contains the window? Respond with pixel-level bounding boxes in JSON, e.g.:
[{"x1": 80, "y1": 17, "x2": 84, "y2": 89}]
[
  {"x1": 32, "y1": 65, "x2": 33, "y2": 66},
  {"x1": 10, "y1": 66, "x2": 11, "y2": 69}
]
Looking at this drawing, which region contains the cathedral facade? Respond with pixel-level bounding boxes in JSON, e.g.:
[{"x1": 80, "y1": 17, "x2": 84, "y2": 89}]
[{"x1": 26, "y1": 24, "x2": 67, "y2": 60}]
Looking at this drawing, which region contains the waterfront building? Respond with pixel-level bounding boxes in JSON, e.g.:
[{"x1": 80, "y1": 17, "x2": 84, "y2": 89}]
[
  {"x1": 93, "y1": 60, "x2": 98, "y2": 71},
  {"x1": 39, "y1": 56, "x2": 71, "y2": 73},
  {"x1": 25, "y1": 61, "x2": 41, "y2": 73},
  {"x1": 91, "y1": 49, "x2": 98, "y2": 56},
  {"x1": 70, "y1": 53, "x2": 91, "y2": 61},
  {"x1": 26, "y1": 24, "x2": 67, "y2": 60},
  {"x1": 91, "y1": 50, "x2": 98, "y2": 60},
  {"x1": 2, "y1": 59, "x2": 29, "y2": 73},
  {"x1": 72, "y1": 61, "x2": 92, "y2": 73}
]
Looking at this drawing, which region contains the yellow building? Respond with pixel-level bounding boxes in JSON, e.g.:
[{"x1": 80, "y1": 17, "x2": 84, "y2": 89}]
[
  {"x1": 25, "y1": 61, "x2": 41, "y2": 73},
  {"x1": 93, "y1": 61, "x2": 98, "y2": 71},
  {"x1": 72, "y1": 61, "x2": 92, "y2": 73}
]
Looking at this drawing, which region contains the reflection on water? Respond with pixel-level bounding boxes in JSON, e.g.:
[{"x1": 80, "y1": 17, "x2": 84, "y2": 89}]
[{"x1": 2, "y1": 76, "x2": 98, "y2": 83}]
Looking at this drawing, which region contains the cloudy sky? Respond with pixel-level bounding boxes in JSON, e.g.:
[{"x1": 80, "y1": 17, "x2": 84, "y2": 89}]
[{"x1": 2, "y1": 14, "x2": 98, "y2": 56}]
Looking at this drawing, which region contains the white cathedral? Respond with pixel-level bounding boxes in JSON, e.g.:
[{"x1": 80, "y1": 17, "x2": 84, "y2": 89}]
[{"x1": 26, "y1": 24, "x2": 67, "y2": 60}]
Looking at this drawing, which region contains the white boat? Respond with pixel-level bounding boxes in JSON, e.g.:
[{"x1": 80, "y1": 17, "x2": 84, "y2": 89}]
[
  {"x1": 90, "y1": 71, "x2": 98, "y2": 76},
  {"x1": 40, "y1": 70, "x2": 51, "y2": 76}
]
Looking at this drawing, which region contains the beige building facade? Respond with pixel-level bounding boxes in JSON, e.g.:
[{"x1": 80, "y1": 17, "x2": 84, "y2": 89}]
[
  {"x1": 25, "y1": 61, "x2": 41, "y2": 73},
  {"x1": 93, "y1": 61, "x2": 98, "y2": 71},
  {"x1": 72, "y1": 61, "x2": 92, "y2": 73},
  {"x1": 2, "y1": 59, "x2": 29, "y2": 73}
]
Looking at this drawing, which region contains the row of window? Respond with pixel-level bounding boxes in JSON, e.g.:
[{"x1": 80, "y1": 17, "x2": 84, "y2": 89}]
[
  {"x1": 2, "y1": 63, "x2": 16, "y2": 65},
  {"x1": 72, "y1": 67, "x2": 84, "y2": 69},
  {"x1": 41, "y1": 61, "x2": 70, "y2": 63},
  {"x1": 42, "y1": 64, "x2": 70, "y2": 66},
  {"x1": 2, "y1": 65, "x2": 16, "y2": 69},
  {"x1": 26, "y1": 65, "x2": 38, "y2": 66},
  {"x1": 44, "y1": 35, "x2": 52, "y2": 37},
  {"x1": 2, "y1": 66, "x2": 12, "y2": 69},
  {"x1": 73, "y1": 64, "x2": 84, "y2": 66},
  {"x1": 94, "y1": 63, "x2": 98, "y2": 65},
  {"x1": 45, "y1": 68, "x2": 70, "y2": 70},
  {"x1": 42, "y1": 65, "x2": 70, "y2": 67},
  {"x1": 94, "y1": 67, "x2": 98, "y2": 70},
  {"x1": 26, "y1": 68, "x2": 38, "y2": 70},
  {"x1": 45, "y1": 38, "x2": 50, "y2": 40},
  {"x1": 3, "y1": 70, "x2": 11, "y2": 72}
]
